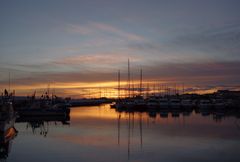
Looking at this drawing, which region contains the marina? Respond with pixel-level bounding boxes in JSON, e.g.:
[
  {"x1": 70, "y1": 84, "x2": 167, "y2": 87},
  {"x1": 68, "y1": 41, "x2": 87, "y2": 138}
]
[
  {"x1": 1, "y1": 87, "x2": 240, "y2": 162},
  {"x1": 1, "y1": 1, "x2": 240, "y2": 161}
]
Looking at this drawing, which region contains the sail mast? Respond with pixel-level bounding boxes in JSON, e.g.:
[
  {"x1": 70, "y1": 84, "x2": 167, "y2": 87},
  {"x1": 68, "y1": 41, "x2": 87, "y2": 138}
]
[
  {"x1": 128, "y1": 59, "x2": 130, "y2": 98},
  {"x1": 139, "y1": 68, "x2": 142, "y2": 96},
  {"x1": 8, "y1": 72, "x2": 10, "y2": 92},
  {"x1": 118, "y1": 70, "x2": 120, "y2": 99}
]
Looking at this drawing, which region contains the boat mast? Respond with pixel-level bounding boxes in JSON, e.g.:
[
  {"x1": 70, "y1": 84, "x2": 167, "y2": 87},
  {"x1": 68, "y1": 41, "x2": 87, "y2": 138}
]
[
  {"x1": 146, "y1": 83, "x2": 149, "y2": 98},
  {"x1": 182, "y1": 83, "x2": 185, "y2": 95},
  {"x1": 48, "y1": 84, "x2": 50, "y2": 95},
  {"x1": 139, "y1": 68, "x2": 143, "y2": 97},
  {"x1": 118, "y1": 70, "x2": 120, "y2": 99},
  {"x1": 128, "y1": 59, "x2": 130, "y2": 98},
  {"x1": 8, "y1": 72, "x2": 10, "y2": 92},
  {"x1": 132, "y1": 80, "x2": 134, "y2": 98}
]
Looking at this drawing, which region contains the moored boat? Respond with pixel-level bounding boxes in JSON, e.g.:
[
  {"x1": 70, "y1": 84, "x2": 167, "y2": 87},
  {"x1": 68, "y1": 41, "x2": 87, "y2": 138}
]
[
  {"x1": 198, "y1": 99, "x2": 212, "y2": 109},
  {"x1": 169, "y1": 99, "x2": 181, "y2": 109},
  {"x1": 17, "y1": 103, "x2": 70, "y2": 117},
  {"x1": 181, "y1": 99, "x2": 194, "y2": 108},
  {"x1": 158, "y1": 98, "x2": 169, "y2": 109},
  {"x1": 147, "y1": 97, "x2": 159, "y2": 109}
]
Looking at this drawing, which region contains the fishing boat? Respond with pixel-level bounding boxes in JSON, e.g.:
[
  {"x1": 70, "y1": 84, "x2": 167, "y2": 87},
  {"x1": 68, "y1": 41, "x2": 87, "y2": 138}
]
[{"x1": 17, "y1": 92, "x2": 70, "y2": 117}]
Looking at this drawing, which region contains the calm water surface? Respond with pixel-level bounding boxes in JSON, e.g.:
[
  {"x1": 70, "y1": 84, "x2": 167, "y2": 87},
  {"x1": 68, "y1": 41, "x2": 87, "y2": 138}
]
[{"x1": 6, "y1": 104, "x2": 240, "y2": 162}]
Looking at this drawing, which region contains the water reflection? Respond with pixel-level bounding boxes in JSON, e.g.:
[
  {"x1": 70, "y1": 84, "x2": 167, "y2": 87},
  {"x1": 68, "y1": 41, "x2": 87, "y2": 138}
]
[
  {"x1": 16, "y1": 115, "x2": 70, "y2": 137},
  {"x1": 118, "y1": 112, "x2": 144, "y2": 160},
  {"x1": 0, "y1": 127, "x2": 18, "y2": 159},
  {"x1": 1, "y1": 104, "x2": 240, "y2": 162},
  {"x1": 115, "y1": 105, "x2": 240, "y2": 122},
  {"x1": 112, "y1": 104, "x2": 240, "y2": 161},
  {"x1": 0, "y1": 102, "x2": 70, "y2": 161}
]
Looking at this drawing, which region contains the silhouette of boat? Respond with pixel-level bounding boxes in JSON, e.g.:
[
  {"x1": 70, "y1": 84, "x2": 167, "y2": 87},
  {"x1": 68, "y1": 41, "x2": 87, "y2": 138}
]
[
  {"x1": 181, "y1": 99, "x2": 194, "y2": 108},
  {"x1": 0, "y1": 102, "x2": 18, "y2": 160},
  {"x1": 212, "y1": 99, "x2": 226, "y2": 110},
  {"x1": 17, "y1": 104, "x2": 70, "y2": 117},
  {"x1": 159, "y1": 98, "x2": 169, "y2": 109},
  {"x1": 16, "y1": 92, "x2": 70, "y2": 117},
  {"x1": 169, "y1": 98, "x2": 181, "y2": 109},
  {"x1": 198, "y1": 99, "x2": 212, "y2": 109},
  {"x1": 147, "y1": 97, "x2": 159, "y2": 109}
]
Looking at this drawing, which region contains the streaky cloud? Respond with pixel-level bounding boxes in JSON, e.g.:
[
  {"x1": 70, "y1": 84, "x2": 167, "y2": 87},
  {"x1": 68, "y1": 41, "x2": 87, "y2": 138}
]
[{"x1": 67, "y1": 22, "x2": 145, "y2": 41}]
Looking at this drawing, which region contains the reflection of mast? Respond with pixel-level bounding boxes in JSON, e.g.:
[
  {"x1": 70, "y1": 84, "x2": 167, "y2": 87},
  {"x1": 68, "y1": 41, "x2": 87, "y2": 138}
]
[
  {"x1": 132, "y1": 113, "x2": 134, "y2": 136},
  {"x1": 22, "y1": 115, "x2": 70, "y2": 137},
  {"x1": 127, "y1": 112, "x2": 131, "y2": 160},
  {"x1": 117, "y1": 113, "x2": 121, "y2": 145},
  {"x1": 116, "y1": 112, "x2": 145, "y2": 159},
  {"x1": 139, "y1": 113, "x2": 143, "y2": 148}
]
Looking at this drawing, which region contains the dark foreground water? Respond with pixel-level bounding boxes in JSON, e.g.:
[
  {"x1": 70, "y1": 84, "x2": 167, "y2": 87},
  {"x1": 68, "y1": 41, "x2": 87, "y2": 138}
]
[{"x1": 6, "y1": 104, "x2": 240, "y2": 162}]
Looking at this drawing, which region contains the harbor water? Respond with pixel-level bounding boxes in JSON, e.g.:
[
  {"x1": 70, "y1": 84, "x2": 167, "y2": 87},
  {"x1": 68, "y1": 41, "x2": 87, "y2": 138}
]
[{"x1": 5, "y1": 104, "x2": 240, "y2": 162}]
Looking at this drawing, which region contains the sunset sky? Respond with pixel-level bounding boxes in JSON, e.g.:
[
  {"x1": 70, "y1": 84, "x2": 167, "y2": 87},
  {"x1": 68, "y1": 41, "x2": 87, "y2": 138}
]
[{"x1": 0, "y1": 0, "x2": 240, "y2": 97}]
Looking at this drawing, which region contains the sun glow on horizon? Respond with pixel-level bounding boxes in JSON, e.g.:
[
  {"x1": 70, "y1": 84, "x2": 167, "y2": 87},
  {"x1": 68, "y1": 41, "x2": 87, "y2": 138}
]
[{"x1": 1, "y1": 79, "x2": 238, "y2": 99}]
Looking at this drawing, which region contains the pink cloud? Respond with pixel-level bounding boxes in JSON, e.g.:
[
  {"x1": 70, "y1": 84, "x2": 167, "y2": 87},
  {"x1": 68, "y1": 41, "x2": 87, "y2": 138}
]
[
  {"x1": 67, "y1": 24, "x2": 93, "y2": 35},
  {"x1": 52, "y1": 52, "x2": 143, "y2": 65},
  {"x1": 67, "y1": 22, "x2": 145, "y2": 41},
  {"x1": 90, "y1": 22, "x2": 145, "y2": 41}
]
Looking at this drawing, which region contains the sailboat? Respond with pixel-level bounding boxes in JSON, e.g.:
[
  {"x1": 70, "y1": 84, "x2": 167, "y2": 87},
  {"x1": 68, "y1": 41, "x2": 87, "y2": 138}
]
[
  {"x1": 133, "y1": 68, "x2": 146, "y2": 110},
  {"x1": 115, "y1": 59, "x2": 134, "y2": 110}
]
